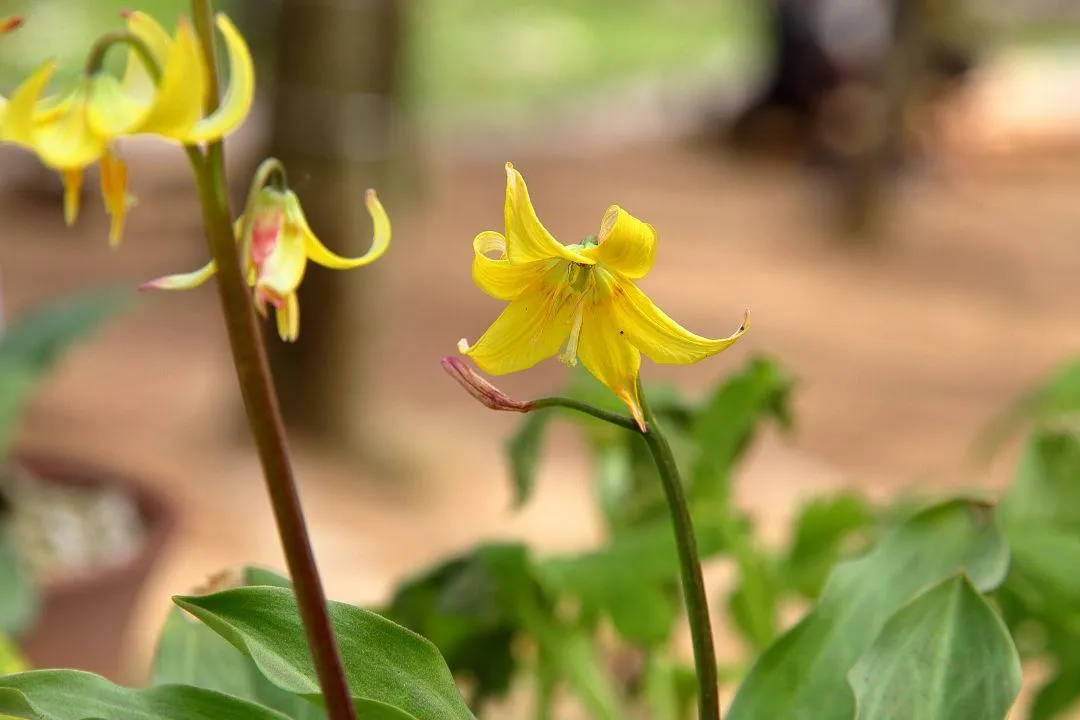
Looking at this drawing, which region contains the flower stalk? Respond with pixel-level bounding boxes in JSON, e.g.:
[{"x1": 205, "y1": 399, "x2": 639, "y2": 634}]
[
  {"x1": 637, "y1": 379, "x2": 720, "y2": 720},
  {"x1": 446, "y1": 361, "x2": 720, "y2": 717},
  {"x1": 83, "y1": 31, "x2": 161, "y2": 81},
  {"x1": 187, "y1": 2, "x2": 355, "y2": 719}
]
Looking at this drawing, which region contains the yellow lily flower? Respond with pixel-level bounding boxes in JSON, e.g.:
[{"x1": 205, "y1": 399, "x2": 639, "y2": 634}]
[
  {"x1": 458, "y1": 163, "x2": 749, "y2": 430},
  {"x1": 0, "y1": 11, "x2": 253, "y2": 246},
  {"x1": 140, "y1": 188, "x2": 391, "y2": 342}
]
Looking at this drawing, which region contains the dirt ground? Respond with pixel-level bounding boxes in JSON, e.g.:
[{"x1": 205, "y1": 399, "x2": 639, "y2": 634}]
[{"x1": 3, "y1": 107, "x2": 1080, "y2": 713}]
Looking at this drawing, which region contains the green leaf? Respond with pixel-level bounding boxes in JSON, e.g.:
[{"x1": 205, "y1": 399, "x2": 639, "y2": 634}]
[
  {"x1": 0, "y1": 670, "x2": 292, "y2": 720},
  {"x1": 1000, "y1": 432, "x2": 1080, "y2": 603},
  {"x1": 643, "y1": 656, "x2": 695, "y2": 720},
  {"x1": 1030, "y1": 664, "x2": 1080, "y2": 720},
  {"x1": 151, "y1": 565, "x2": 321, "y2": 720},
  {"x1": 173, "y1": 586, "x2": 475, "y2": 720},
  {"x1": 978, "y1": 357, "x2": 1080, "y2": 458},
  {"x1": 539, "y1": 513, "x2": 729, "y2": 647},
  {"x1": 542, "y1": 629, "x2": 626, "y2": 720},
  {"x1": 0, "y1": 525, "x2": 35, "y2": 635},
  {"x1": 690, "y1": 356, "x2": 794, "y2": 505},
  {"x1": 0, "y1": 288, "x2": 131, "y2": 460},
  {"x1": 727, "y1": 499, "x2": 1009, "y2": 720},
  {"x1": 784, "y1": 492, "x2": 876, "y2": 599},
  {"x1": 726, "y1": 548, "x2": 780, "y2": 651},
  {"x1": 505, "y1": 410, "x2": 553, "y2": 509},
  {"x1": 381, "y1": 543, "x2": 538, "y2": 711},
  {"x1": 848, "y1": 575, "x2": 1021, "y2": 720}
]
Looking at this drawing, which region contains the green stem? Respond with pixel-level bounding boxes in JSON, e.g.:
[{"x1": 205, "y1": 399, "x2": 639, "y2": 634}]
[
  {"x1": 188, "y1": 3, "x2": 355, "y2": 720},
  {"x1": 84, "y1": 30, "x2": 161, "y2": 81},
  {"x1": 637, "y1": 380, "x2": 720, "y2": 720},
  {"x1": 531, "y1": 397, "x2": 639, "y2": 432}
]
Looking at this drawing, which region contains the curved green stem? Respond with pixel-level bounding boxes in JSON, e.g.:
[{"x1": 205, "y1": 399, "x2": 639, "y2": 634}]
[
  {"x1": 637, "y1": 380, "x2": 720, "y2": 720},
  {"x1": 188, "y1": 3, "x2": 355, "y2": 720},
  {"x1": 531, "y1": 396, "x2": 639, "y2": 432},
  {"x1": 84, "y1": 31, "x2": 161, "y2": 81}
]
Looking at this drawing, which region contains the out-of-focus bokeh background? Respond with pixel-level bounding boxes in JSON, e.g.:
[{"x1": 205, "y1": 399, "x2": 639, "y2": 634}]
[{"x1": 3, "y1": 0, "x2": 1080, "y2": 699}]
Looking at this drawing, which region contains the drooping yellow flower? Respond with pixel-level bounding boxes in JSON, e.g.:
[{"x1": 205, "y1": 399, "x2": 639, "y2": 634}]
[
  {"x1": 459, "y1": 163, "x2": 749, "y2": 430},
  {"x1": 0, "y1": 11, "x2": 254, "y2": 246},
  {"x1": 141, "y1": 188, "x2": 391, "y2": 342}
]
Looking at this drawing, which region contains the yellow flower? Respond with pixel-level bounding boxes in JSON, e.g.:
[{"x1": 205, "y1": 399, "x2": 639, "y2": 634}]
[
  {"x1": 0, "y1": 11, "x2": 254, "y2": 246},
  {"x1": 140, "y1": 188, "x2": 391, "y2": 342},
  {"x1": 458, "y1": 163, "x2": 749, "y2": 430}
]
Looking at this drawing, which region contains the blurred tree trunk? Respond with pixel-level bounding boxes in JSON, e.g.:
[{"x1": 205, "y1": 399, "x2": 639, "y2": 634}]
[
  {"x1": 265, "y1": 0, "x2": 409, "y2": 455},
  {"x1": 834, "y1": 0, "x2": 926, "y2": 241}
]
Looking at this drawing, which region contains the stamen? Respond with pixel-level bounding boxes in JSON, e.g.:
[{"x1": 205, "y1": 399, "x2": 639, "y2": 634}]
[{"x1": 559, "y1": 298, "x2": 586, "y2": 367}]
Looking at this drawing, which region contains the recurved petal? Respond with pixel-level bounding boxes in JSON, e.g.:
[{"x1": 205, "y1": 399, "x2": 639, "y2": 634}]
[
  {"x1": 577, "y1": 303, "x2": 645, "y2": 430},
  {"x1": 303, "y1": 189, "x2": 390, "y2": 269},
  {"x1": 0, "y1": 60, "x2": 58, "y2": 147},
  {"x1": 458, "y1": 275, "x2": 573, "y2": 376},
  {"x1": 582, "y1": 205, "x2": 657, "y2": 279},
  {"x1": 120, "y1": 10, "x2": 172, "y2": 98},
  {"x1": 614, "y1": 278, "x2": 749, "y2": 365},
  {"x1": 185, "y1": 13, "x2": 255, "y2": 142},
  {"x1": 139, "y1": 259, "x2": 218, "y2": 291},
  {"x1": 131, "y1": 19, "x2": 206, "y2": 137},
  {"x1": 472, "y1": 230, "x2": 556, "y2": 301},
  {"x1": 504, "y1": 163, "x2": 593, "y2": 265},
  {"x1": 33, "y1": 91, "x2": 110, "y2": 171}
]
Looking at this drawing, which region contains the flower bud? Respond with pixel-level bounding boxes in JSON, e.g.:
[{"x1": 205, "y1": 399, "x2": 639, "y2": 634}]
[{"x1": 441, "y1": 356, "x2": 533, "y2": 413}]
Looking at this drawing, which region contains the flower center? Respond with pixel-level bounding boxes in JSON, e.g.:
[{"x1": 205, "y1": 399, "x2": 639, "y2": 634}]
[{"x1": 558, "y1": 262, "x2": 594, "y2": 367}]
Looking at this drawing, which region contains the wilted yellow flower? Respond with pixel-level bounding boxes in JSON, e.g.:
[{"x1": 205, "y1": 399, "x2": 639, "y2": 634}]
[
  {"x1": 141, "y1": 188, "x2": 391, "y2": 342},
  {"x1": 459, "y1": 163, "x2": 749, "y2": 430},
  {"x1": 0, "y1": 11, "x2": 254, "y2": 246}
]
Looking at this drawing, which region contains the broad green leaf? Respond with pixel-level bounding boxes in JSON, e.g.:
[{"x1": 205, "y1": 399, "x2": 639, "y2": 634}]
[
  {"x1": 727, "y1": 499, "x2": 1009, "y2": 720},
  {"x1": 0, "y1": 288, "x2": 131, "y2": 460},
  {"x1": 690, "y1": 356, "x2": 794, "y2": 505},
  {"x1": 505, "y1": 410, "x2": 552, "y2": 509},
  {"x1": 174, "y1": 587, "x2": 474, "y2": 720},
  {"x1": 381, "y1": 543, "x2": 537, "y2": 711},
  {"x1": 849, "y1": 575, "x2": 1020, "y2": 719},
  {"x1": 151, "y1": 566, "x2": 321, "y2": 720},
  {"x1": 0, "y1": 526, "x2": 35, "y2": 635},
  {"x1": 784, "y1": 493, "x2": 876, "y2": 599},
  {"x1": 1000, "y1": 432, "x2": 1080, "y2": 603},
  {"x1": 0, "y1": 669, "x2": 292, "y2": 720}
]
